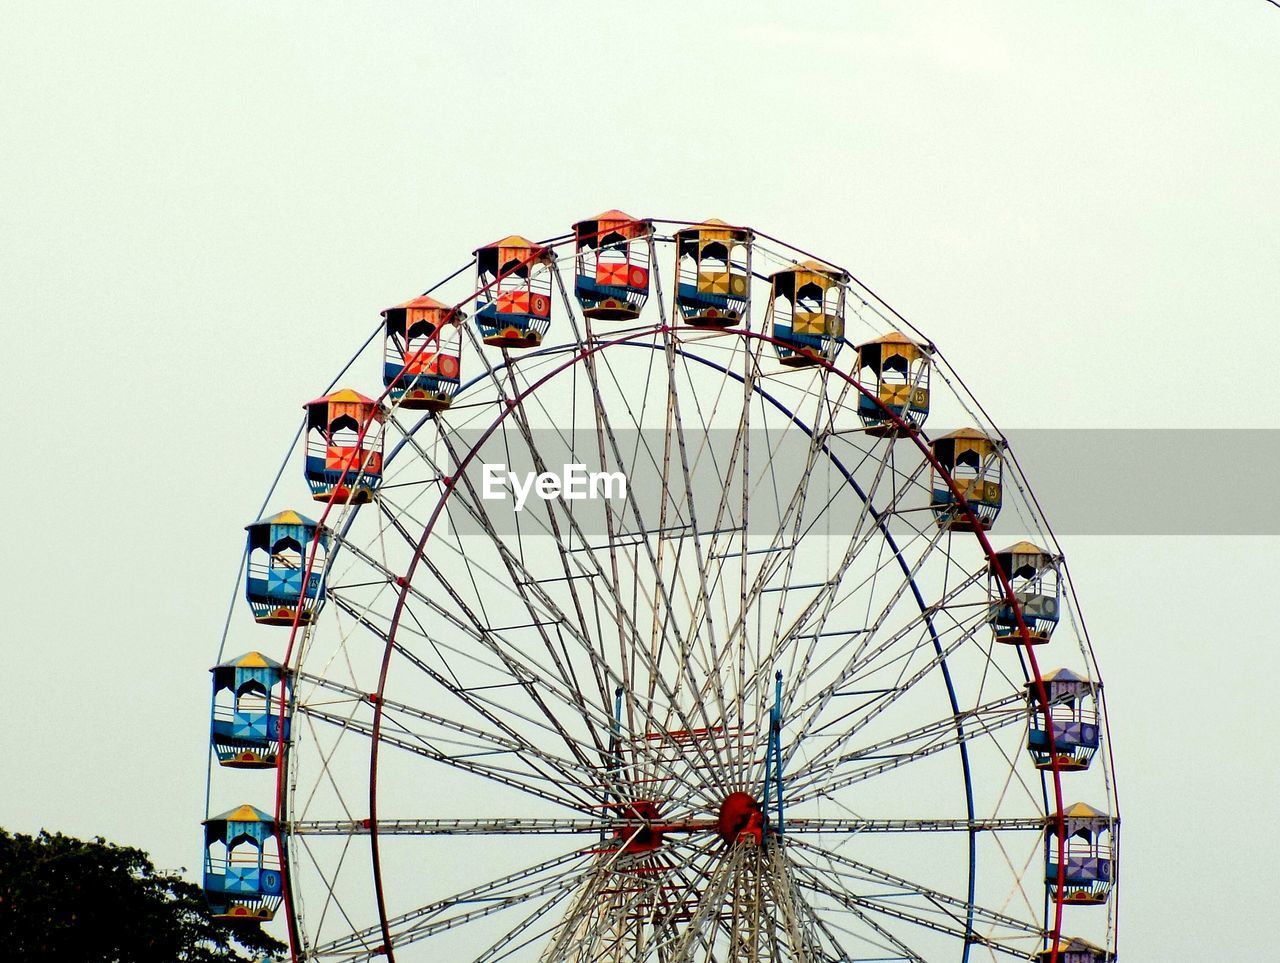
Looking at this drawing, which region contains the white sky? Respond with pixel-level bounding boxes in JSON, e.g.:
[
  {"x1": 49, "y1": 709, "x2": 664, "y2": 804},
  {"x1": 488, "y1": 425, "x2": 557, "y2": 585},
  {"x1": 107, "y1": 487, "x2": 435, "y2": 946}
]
[{"x1": 3, "y1": 2, "x2": 1278, "y2": 959}]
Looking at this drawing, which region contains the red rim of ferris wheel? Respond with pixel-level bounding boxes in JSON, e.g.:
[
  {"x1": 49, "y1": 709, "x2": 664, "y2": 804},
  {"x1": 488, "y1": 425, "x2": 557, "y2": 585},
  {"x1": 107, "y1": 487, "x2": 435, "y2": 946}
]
[
  {"x1": 261, "y1": 226, "x2": 1087, "y2": 963},
  {"x1": 365, "y1": 327, "x2": 1071, "y2": 962},
  {"x1": 286, "y1": 302, "x2": 1075, "y2": 963}
]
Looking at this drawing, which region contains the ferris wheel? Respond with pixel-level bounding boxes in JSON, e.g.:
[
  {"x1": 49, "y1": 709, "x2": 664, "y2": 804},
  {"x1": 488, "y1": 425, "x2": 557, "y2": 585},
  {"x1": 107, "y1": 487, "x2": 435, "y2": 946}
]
[{"x1": 202, "y1": 213, "x2": 1120, "y2": 963}]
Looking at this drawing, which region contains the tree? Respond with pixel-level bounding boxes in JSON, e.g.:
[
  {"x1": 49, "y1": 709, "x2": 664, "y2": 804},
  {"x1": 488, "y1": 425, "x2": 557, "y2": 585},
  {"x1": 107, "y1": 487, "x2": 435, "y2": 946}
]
[{"x1": 0, "y1": 828, "x2": 288, "y2": 963}]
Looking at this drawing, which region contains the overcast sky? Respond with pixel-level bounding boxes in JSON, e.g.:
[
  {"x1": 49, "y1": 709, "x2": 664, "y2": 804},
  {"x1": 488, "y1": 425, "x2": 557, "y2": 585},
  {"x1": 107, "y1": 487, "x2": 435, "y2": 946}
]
[{"x1": 3, "y1": 3, "x2": 1278, "y2": 960}]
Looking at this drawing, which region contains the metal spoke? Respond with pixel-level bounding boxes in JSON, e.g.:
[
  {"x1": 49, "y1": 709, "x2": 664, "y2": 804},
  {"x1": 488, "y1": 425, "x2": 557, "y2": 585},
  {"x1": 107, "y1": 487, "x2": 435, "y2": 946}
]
[
  {"x1": 310, "y1": 849, "x2": 593, "y2": 958},
  {"x1": 786, "y1": 693, "x2": 1025, "y2": 802},
  {"x1": 788, "y1": 838, "x2": 1042, "y2": 936},
  {"x1": 789, "y1": 861, "x2": 1035, "y2": 959},
  {"x1": 301, "y1": 705, "x2": 590, "y2": 811}
]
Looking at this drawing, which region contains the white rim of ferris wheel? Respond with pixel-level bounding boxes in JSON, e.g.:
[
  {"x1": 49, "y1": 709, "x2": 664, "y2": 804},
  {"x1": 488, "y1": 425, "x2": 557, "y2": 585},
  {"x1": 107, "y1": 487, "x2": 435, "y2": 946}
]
[{"x1": 205, "y1": 220, "x2": 1119, "y2": 963}]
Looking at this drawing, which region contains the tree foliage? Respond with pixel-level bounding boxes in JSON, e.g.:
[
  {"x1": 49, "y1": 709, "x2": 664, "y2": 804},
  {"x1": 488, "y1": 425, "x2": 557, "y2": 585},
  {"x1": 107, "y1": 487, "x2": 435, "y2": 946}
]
[{"x1": 0, "y1": 828, "x2": 287, "y2": 963}]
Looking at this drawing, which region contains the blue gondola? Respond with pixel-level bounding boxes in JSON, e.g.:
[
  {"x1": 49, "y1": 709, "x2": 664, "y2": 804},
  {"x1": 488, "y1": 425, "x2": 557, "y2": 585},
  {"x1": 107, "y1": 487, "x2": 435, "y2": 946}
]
[
  {"x1": 1027, "y1": 668, "x2": 1102, "y2": 772},
  {"x1": 210, "y1": 652, "x2": 291, "y2": 769},
  {"x1": 244, "y1": 511, "x2": 328, "y2": 626},
  {"x1": 202, "y1": 804, "x2": 283, "y2": 921},
  {"x1": 1046, "y1": 803, "x2": 1116, "y2": 906}
]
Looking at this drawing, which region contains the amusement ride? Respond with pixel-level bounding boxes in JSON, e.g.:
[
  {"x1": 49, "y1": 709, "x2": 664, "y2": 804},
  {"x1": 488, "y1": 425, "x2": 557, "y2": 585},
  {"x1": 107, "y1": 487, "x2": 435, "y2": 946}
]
[{"x1": 202, "y1": 213, "x2": 1120, "y2": 962}]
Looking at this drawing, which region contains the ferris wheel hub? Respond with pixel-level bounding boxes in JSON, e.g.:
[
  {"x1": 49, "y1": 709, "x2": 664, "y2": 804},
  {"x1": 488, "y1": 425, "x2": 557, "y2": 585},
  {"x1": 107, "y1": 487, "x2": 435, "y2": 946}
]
[
  {"x1": 612, "y1": 799, "x2": 666, "y2": 855},
  {"x1": 717, "y1": 792, "x2": 765, "y2": 845}
]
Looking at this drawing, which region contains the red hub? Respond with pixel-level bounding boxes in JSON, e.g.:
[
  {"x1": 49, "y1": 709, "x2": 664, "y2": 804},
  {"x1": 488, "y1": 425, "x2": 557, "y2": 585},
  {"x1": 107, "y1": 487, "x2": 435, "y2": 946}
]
[
  {"x1": 613, "y1": 799, "x2": 665, "y2": 854},
  {"x1": 717, "y1": 792, "x2": 764, "y2": 845}
]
